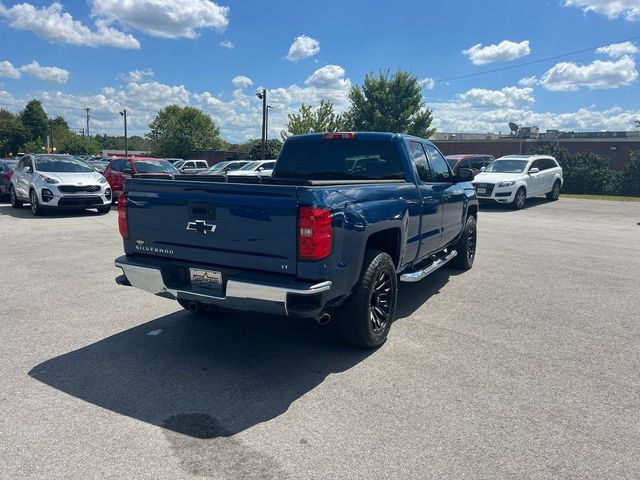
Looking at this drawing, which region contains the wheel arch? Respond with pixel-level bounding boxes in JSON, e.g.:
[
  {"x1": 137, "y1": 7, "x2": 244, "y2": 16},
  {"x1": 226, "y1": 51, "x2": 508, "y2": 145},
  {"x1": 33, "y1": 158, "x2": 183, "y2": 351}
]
[{"x1": 364, "y1": 227, "x2": 402, "y2": 269}]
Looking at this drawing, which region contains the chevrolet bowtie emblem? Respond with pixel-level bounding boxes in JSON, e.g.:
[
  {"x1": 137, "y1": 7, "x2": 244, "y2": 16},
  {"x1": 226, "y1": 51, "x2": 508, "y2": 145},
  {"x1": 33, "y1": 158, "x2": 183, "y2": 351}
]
[{"x1": 186, "y1": 220, "x2": 216, "y2": 235}]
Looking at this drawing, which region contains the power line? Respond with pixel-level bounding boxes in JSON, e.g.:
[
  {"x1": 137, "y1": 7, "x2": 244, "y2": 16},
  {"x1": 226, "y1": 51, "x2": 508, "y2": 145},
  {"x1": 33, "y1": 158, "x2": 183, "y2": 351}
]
[{"x1": 434, "y1": 34, "x2": 640, "y2": 84}]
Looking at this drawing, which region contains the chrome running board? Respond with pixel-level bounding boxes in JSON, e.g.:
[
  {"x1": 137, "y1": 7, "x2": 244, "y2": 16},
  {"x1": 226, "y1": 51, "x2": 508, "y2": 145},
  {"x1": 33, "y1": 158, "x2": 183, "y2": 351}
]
[{"x1": 399, "y1": 250, "x2": 457, "y2": 283}]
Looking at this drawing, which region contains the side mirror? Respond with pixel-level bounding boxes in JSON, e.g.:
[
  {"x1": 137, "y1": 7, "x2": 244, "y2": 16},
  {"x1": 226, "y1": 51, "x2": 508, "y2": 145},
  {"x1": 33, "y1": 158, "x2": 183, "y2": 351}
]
[
  {"x1": 455, "y1": 167, "x2": 474, "y2": 182},
  {"x1": 528, "y1": 167, "x2": 539, "y2": 174},
  {"x1": 480, "y1": 166, "x2": 485, "y2": 172},
  {"x1": 122, "y1": 168, "x2": 133, "y2": 174},
  {"x1": 24, "y1": 166, "x2": 33, "y2": 174},
  {"x1": 258, "y1": 166, "x2": 264, "y2": 171}
]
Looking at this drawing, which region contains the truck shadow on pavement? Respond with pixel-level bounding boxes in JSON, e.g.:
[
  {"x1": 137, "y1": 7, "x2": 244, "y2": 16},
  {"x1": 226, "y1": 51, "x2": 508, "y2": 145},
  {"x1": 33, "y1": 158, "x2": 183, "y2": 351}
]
[
  {"x1": 28, "y1": 309, "x2": 373, "y2": 438},
  {"x1": 28, "y1": 272, "x2": 453, "y2": 477}
]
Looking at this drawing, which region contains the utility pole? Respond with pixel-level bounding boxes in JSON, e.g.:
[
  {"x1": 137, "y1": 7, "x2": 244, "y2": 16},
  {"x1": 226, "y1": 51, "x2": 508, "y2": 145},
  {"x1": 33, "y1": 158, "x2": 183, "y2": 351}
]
[
  {"x1": 120, "y1": 109, "x2": 128, "y2": 156},
  {"x1": 256, "y1": 89, "x2": 266, "y2": 160},
  {"x1": 266, "y1": 105, "x2": 273, "y2": 154},
  {"x1": 85, "y1": 108, "x2": 90, "y2": 137}
]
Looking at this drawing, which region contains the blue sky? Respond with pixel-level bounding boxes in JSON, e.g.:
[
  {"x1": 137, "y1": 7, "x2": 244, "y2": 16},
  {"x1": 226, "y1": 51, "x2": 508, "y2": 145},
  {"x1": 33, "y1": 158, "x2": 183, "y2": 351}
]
[{"x1": 1, "y1": 0, "x2": 639, "y2": 142}]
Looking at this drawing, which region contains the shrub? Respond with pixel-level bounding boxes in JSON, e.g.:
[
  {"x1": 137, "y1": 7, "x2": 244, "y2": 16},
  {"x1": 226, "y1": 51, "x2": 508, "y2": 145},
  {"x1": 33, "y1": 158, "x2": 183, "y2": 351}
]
[{"x1": 620, "y1": 151, "x2": 640, "y2": 197}]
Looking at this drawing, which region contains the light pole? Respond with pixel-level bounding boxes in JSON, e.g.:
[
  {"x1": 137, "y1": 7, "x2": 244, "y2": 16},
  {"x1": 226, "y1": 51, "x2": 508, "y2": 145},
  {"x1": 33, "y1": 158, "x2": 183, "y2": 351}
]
[
  {"x1": 85, "y1": 108, "x2": 90, "y2": 137},
  {"x1": 119, "y1": 109, "x2": 128, "y2": 156},
  {"x1": 256, "y1": 89, "x2": 266, "y2": 160},
  {"x1": 266, "y1": 105, "x2": 273, "y2": 154}
]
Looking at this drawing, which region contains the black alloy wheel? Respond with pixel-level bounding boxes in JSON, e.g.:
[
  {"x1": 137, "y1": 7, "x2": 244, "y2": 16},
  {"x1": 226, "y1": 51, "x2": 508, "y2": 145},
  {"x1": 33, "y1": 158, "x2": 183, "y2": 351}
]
[{"x1": 370, "y1": 270, "x2": 392, "y2": 333}]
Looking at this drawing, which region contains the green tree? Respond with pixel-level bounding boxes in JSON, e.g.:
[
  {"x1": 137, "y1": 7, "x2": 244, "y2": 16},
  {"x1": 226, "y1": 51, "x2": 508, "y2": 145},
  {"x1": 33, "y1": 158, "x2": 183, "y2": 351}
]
[
  {"x1": 147, "y1": 105, "x2": 224, "y2": 158},
  {"x1": 530, "y1": 144, "x2": 619, "y2": 195},
  {"x1": 0, "y1": 109, "x2": 29, "y2": 157},
  {"x1": 621, "y1": 151, "x2": 640, "y2": 197},
  {"x1": 281, "y1": 100, "x2": 349, "y2": 139},
  {"x1": 347, "y1": 69, "x2": 435, "y2": 138},
  {"x1": 247, "y1": 139, "x2": 282, "y2": 160},
  {"x1": 95, "y1": 134, "x2": 151, "y2": 152},
  {"x1": 60, "y1": 134, "x2": 101, "y2": 155},
  {"x1": 20, "y1": 100, "x2": 49, "y2": 142}
]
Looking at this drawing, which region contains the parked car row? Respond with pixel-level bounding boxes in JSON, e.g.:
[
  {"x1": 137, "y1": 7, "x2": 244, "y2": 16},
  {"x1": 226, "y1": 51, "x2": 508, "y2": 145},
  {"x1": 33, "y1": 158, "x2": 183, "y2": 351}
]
[{"x1": 3, "y1": 149, "x2": 563, "y2": 216}]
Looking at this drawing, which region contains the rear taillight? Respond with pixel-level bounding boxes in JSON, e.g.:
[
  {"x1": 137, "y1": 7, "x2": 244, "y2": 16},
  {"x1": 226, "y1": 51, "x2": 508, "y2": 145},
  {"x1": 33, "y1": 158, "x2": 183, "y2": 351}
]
[
  {"x1": 118, "y1": 193, "x2": 128, "y2": 238},
  {"x1": 322, "y1": 132, "x2": 356, "y2": 140},
  {"x1": 3, "y1": 171, "x2": 12, "y2": 180},
  {"x1": 298, "y1": 207, "x2": 332, "y2": 260}
]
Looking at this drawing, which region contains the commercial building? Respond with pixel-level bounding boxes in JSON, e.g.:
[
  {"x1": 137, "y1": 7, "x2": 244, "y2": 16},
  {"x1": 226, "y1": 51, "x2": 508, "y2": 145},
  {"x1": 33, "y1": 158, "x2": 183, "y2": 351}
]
[{"x1": 432, "y1": 130, "x2": 640, "y2": 170}]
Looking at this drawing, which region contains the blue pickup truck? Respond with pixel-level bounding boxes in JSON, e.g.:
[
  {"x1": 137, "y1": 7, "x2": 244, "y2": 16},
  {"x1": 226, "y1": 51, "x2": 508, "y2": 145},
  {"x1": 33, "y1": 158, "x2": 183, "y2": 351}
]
[{"x1": 115, "y1": 132, "x2": 478, "y2": 348}]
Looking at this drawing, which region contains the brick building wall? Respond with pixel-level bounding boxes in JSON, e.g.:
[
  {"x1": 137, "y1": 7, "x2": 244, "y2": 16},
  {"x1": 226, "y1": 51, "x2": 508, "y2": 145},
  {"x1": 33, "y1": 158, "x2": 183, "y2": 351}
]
[{"x1": 433, "y1": 139, "x2": 640, "y2": 170}]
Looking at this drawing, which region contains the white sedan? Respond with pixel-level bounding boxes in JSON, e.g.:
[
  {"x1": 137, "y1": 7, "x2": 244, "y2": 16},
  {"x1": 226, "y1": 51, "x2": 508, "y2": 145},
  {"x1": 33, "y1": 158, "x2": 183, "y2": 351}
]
[
  {"x1": 472, "y1": 154, "x2": 563, "y2": 209},
  {"x1": 226, "y1": 160, "x2": 276, "y2": 177}
]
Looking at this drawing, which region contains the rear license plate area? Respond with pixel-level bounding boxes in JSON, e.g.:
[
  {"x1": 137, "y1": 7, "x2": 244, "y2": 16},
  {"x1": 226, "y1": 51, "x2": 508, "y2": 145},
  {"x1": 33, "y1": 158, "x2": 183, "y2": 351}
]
[{"x1": 189, "y1": 268, "x2": 223, "y2": 292}]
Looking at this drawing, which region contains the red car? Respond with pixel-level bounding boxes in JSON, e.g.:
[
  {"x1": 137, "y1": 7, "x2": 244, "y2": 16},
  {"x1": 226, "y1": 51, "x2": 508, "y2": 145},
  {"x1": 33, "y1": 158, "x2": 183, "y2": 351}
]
[
  {"x1": 445, "y1": 154, "x2": 495, "y2": 174},
  {"x1": 103, "y1": 157, "x2": 180, "y2": 200}
]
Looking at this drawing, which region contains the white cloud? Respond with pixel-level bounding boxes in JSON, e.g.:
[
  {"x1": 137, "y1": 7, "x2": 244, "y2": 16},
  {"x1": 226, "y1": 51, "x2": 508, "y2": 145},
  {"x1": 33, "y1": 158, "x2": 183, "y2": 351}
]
[
  {"x1": 231, "y1": 76, "x2": 253, "y2": 88},
  {"x1": 518, "y1": 75, "x2": 538, "y2": 86},
  {"x1": 463, "y1": 40, "x2": 530, "y2": 65},
  {"x1": 304, "y1": 65, "x2": 349, "y2": 90},
  {"x1": 0, "y1": 60, "x2": 21, "y2": 79},
  {"x1": 90, "y1": 0, "x2": 229, "y2": 39},
  {"x1": 419, "y1": 77, "x2": 435, "y2": 90},
  {"x1": 457, "y1": 86, "x2": 534, "y2": 108},
  {"x1": 0, "y1": 89, "x2": 16, "y2": 108},
  {"x1": 286, "y1": 35, "x2": 320, "y2": 62},
  {"x1": 539, "y1": 56, "x2": 638, "y2": 91},
  {"x1": 596, "y1": 41, "x2": 639, "y2": 58},
  {"x1": 123, "y1": 68, "x2": 154, "y2": 82},
  {"x1": 563, "y1": 0, "x2": 640, "y2": 21},
  {"x1": 18, "y1": 61, "x2": 69, "y2": 83},
  {"x1": 0, "y1": 2, "x2": 140, "y2": 48},
  {"x1": 5, "y1": 64, "x2": 637, "y2": 145},
  {"x1": 219, "y1": 40, "x2": 234, "y2": 49},
  {"x1": 430, "y1": 100, "x2": 640, "y2": 134}
]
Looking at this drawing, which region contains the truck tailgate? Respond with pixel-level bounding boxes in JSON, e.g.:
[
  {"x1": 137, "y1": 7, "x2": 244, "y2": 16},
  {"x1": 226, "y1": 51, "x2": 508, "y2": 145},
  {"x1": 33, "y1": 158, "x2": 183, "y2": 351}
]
[{"x1": 124, "y1": 179, "x2": 299, "y2": 275}]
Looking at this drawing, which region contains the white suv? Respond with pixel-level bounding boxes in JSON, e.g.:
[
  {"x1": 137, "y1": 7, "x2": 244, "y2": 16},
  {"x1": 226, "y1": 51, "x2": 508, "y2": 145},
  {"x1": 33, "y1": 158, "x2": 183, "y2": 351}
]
[{"x1": 472, "y1": 155, "x2": 563, "y2": 209}]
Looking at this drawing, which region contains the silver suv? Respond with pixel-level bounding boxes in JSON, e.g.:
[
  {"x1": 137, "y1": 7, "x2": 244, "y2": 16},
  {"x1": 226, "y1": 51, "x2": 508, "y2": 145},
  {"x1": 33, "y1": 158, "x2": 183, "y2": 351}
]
[{"x1": 10, "y1": 154, "x2": 112, "y2": 216}]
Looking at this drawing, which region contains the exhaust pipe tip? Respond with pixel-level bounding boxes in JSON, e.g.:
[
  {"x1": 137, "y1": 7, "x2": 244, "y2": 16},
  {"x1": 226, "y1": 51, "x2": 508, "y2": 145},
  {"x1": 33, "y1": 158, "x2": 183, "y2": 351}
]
[
  {"x1": 187, "y1": 301, "x2": 201, "y2": 313},
  {"x1": 316, "y1": 312, "x2": 331, "y2": 326}
]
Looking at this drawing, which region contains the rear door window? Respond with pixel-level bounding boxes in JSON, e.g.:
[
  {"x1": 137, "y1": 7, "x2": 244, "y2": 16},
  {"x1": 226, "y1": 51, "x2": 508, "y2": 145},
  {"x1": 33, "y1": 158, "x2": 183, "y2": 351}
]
[
  {"x1": 424, "y1": 145, "x2": 452, "y2": 182},
  {"x1": 408, "y1": 141, "x2": 432, "y2": 182}
]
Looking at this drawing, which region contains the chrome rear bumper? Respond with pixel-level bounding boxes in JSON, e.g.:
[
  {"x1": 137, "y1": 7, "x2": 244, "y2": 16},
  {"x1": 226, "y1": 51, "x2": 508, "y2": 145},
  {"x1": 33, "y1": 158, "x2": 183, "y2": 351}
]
[{"x1": 114, "y1": 256, "x2": 332, "y2": 317}]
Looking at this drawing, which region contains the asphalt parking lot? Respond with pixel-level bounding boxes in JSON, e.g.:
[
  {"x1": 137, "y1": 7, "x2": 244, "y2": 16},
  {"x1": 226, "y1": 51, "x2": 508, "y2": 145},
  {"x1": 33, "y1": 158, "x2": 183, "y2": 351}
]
[{"x1": 1, "y1": 197, "x2": 639, "y2": 479}]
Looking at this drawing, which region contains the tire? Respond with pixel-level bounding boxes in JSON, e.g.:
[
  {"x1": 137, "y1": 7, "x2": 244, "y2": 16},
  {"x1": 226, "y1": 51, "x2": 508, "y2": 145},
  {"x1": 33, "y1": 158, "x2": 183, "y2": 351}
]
[
  {"x1": 451, "y1": 215, "x2": 477, "y2": 270},
  {"x1": 30, "y1": 189, "x2": 45, "y2": 216},
  {"x1": 546, "y1": 180, "x2": 561, "y2": 201},
  {"x1": 10, "y1": 186, "x2": 23, "y2": 208},
  {"x1": 337, "y1": 249, "x2": 398, "y2": 349},
  {"x1": 511, "y1": 187, "x2": 526, "y2": 210},
  {"x1": 97, "y1": 205, "x2": 111, "y2": 214}
]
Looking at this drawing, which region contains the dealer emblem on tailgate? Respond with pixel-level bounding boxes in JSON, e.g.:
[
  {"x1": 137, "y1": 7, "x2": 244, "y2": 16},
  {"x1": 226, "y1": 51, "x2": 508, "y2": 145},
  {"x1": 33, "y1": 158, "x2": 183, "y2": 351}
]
[{"x1": 186, "y1": 220, "x2": 216, "y2": 235}]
